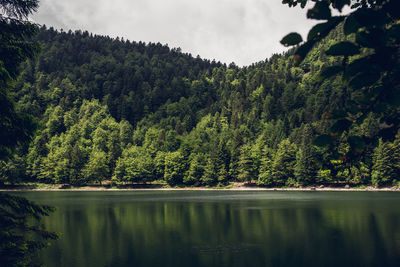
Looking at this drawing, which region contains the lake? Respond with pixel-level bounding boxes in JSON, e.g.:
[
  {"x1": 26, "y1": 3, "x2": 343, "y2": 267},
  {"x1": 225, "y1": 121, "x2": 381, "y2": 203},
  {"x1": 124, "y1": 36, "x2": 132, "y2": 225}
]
[{"x1": 15, "y1": 191, "x2": 400, "y2": 267}]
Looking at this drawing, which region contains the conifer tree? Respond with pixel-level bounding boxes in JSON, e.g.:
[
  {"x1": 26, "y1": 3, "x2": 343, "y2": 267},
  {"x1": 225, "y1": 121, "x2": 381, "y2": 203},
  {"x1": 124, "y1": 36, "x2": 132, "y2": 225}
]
[
  {"x1": 237, "y1": 144, "x2": 256, "y2": 183},
  {"x1": 257, "y1": 147, "x2": 274, "y2": 186},
  {"x1": 270, "y1": 139, "x2": 297, "y2": 186},
  {"x1": 201, "y1": 158, "x2": 218, "y2": 186},
  {"x1": 372, "y1": 139, "x2": 395, "y2": 187},
  {"x1": 294, "y1": 125, "x2": 318, "y2": 185}
]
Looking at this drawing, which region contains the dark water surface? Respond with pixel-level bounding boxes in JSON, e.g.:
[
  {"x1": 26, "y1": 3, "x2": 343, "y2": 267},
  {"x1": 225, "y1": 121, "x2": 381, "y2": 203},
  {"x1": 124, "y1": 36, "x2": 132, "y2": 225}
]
[{"x1": 15, "y1": 191, "x2": 400, "y2": 267}]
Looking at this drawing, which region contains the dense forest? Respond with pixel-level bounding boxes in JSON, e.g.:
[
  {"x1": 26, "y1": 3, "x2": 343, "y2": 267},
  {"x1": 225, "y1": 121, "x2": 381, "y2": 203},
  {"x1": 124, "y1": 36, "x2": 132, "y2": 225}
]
[{"x1": 1, "y1": 24, "x2": 399, "y2": 188}]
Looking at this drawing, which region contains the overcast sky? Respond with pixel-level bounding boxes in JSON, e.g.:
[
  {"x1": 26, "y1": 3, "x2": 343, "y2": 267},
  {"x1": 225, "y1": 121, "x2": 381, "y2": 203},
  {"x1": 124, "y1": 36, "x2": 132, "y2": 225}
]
[{"x1": 31, "y1": 0, "x2": 317, "y2": 66}]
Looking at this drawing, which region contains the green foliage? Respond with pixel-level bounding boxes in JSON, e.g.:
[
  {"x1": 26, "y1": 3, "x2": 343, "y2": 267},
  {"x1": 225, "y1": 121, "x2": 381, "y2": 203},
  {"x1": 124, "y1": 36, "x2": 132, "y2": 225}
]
[
  {"x1": 270, "y1": 139, "x2": 297, "y2": 186},
  {"x1": 294, "y1": 147, "x2": 317, "y2": 185},
  {"x1": 281, "y1": 33, "x2": 303, "y2": 46},
  {"x1": 184, "y1": 153, "x2": 206, "y2": 186},
  {"x1": 164, "y1": 151, "x2": 186, "y2": 186},
  {"x1": 0, "y1": 193, "x2": 58, "y2": 267},
  {"x1": 371, "y1": 137, "x2": 400, "y2": 186},
  {"x1": 0, "y1": 2, "x2": 59, "y2": 264},
  {"x1": 113, "y1": 146, "x2": 154, "y2": 184},
  {"x1": 83, "y1": 150, "x2": 109, "y2": 184},
  {"x1": 4, "y1": 6, "x2": 400, "y2": 188},
  {"x1": 0, "y1": 0, "x2": 39, "y2": 160},
  {"x1": 237, "y1": 144, "x2": 257, "y2": 183},
  {"x1": 283, "y1": 0, "x2": 400, "y2": 164},
  {"x1": 316, "y1": 169, "x2": 332, "y2": 184},
  {"x1": 201, "y1": 158, "x2": 218, "y2": 186}
]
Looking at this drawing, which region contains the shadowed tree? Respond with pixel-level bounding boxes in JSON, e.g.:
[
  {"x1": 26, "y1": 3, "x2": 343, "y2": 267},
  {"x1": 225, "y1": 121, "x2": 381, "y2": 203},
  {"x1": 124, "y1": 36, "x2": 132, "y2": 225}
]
[
  {"x1": 0, "y1": 0, "x2": 40, "y2": 160},
  {"x1": 0, "y1": 2, "x2": 58, "y2": 266}
]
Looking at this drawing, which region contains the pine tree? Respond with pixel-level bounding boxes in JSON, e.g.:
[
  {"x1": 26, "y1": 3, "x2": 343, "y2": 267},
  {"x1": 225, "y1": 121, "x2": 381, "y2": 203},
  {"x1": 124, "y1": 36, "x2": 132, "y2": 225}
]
[
  {"x1": 201, "y1": 158, "x2": 218, "y2": 186},
  {"x1": 270, "y1": 139, "x2": 297, "y2": 186},
  {"x1": 257, "y1": 147, "x2": 274, "y2": 186},
  {"x1": 371, "y1": 139, "x2": 395, "y2": 187},
  {"x1": 237, "y1": 144, "x2": 256, "y2": 183}
]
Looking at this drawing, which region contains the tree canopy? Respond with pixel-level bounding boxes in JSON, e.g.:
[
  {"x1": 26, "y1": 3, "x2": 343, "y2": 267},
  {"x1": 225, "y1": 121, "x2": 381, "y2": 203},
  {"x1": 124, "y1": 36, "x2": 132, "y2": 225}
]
[{"x1": 1, "y1": 1, "x2": 399, "y2": 188}]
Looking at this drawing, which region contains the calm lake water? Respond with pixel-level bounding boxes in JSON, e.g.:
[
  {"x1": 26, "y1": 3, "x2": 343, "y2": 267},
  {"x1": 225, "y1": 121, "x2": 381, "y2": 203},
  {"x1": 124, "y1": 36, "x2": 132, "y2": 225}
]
[{"x1": 14, "y1": 191, "x2": 400, "y2": 267}]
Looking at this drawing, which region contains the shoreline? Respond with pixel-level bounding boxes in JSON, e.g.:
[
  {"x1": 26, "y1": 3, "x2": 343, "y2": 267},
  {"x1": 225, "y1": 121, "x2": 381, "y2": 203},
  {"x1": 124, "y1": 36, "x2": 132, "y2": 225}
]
[{"x1": 1, "y1": 183, "x2": 399, "y2": 192}]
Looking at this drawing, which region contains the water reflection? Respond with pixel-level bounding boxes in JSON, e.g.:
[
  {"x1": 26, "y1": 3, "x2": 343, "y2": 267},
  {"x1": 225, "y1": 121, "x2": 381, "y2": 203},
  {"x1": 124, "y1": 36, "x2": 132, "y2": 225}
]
[{"x1": 16, "y1": 191, "x2": 400, "y2": 267}]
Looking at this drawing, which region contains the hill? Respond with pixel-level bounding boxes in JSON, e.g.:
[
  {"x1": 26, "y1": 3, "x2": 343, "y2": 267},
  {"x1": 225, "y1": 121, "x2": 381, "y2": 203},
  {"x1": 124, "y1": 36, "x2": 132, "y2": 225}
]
[{"x1": 2, "y1": 26, "x2": 399, "y2": 188}]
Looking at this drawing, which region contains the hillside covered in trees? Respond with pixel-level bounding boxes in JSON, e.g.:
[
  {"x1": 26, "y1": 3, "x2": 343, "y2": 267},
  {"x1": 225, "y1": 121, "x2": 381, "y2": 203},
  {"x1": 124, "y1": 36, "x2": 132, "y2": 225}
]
[{"x1": 1, "y1": 25, "x2": 399, "y2": 188}]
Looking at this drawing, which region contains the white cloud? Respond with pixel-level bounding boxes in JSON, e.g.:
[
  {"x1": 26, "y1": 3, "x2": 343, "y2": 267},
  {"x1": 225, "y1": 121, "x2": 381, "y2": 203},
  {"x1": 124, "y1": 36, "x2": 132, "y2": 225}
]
[{"x1": 32, "y1": 0, "x2": 316, "y2": 66}]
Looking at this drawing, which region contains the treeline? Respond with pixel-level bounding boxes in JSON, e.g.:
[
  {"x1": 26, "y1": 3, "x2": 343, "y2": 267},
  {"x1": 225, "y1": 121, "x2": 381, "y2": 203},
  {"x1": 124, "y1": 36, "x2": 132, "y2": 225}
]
[{"x1": 1, "y1": 26, "x2": 399, "y2": 187}]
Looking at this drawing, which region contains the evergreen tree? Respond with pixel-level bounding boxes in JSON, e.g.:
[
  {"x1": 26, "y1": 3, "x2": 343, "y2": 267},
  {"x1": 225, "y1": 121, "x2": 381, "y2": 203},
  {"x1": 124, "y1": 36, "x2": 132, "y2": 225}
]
[
  {"x1": 257, "y1": 147, "x2": 274, "y2": 186},
  {"x1": 270, "y1": 139, "x2": 297, "y2": 186},
  {"x1": 294, "y1": 125, "x2": 318, "y2": 185},
  {"x1": 371, "y1": 139, "x2": 395, "y2": 187},
  {"x1": 237, "y1": 144, "x2": 256, "y2": 183}
]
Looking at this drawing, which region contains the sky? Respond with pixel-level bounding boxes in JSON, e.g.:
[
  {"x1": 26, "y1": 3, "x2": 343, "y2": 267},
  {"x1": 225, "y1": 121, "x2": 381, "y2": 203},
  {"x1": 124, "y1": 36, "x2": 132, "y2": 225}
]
[{"x1": 31, "y1": 0, "x2": 317, "y2": 66}]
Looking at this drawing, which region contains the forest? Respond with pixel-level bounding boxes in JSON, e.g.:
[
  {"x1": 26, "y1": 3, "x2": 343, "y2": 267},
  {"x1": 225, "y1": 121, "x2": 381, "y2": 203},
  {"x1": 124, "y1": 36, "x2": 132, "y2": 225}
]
[{"x1": 0, "y1": 21, "x2": 399, "y2": 188}]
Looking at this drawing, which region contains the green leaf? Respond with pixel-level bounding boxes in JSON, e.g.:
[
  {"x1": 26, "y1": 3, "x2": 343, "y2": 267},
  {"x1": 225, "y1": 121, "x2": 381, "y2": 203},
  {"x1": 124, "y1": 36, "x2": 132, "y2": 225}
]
[
  {"x1": 319, "y1": 66, "x2": 344, "y2": 79},
  {"x1": 349, "y1": 73, "x2": 380, "y2": 90},
  {"x1": 356, "y1": 31, "x2": 383, "y2": 48},
  {"x1": 307, "y1": 22, "x2": 331, "y2": 41},
  {"x1": 280, "y1": 32, "x2": 303, "y2": 47},
  {"x1": 344, "y1": 57, "x2": 381, "y2": 81},
  {"x1": 294, "y1": 40, "x2": 315, "y2": 64},
  {"x1": 326, "y1": 41, "x2": 360, "y2": 56},
  {"x1": 307, "y1": 2, "x2": 331, "y2": 20},
  {"x1": 313, "y1": 135, "x2": 333, "y2": 147},
  {"x1": 330, "y1": 119, "x2": 352, "y2": 133},
  {"x1": 354, "y1": 9, "x2": 388, "y2": 28},
  {"x1": 343, "y1": 58, "x2": 367, "y2": 78},
  {"x1": 307, "y1": 17, "x2": 344, "y2": 41}
]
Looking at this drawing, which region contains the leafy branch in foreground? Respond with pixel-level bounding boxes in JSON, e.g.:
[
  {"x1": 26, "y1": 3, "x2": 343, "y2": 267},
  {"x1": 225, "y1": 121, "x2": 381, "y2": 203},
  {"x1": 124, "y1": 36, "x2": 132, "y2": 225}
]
[
  {"x1": 1, "y1": 1, "x2": 59, "y2": 266},
  {"x1": 0, "y1": 0, "x2": 40, "y2": 160},
  {"x1": 0, "y1": 193, "x2": 59, "y2": 267},
  {"x1": 281, "y1": 0, "x2": 400, "y2": 162}
]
